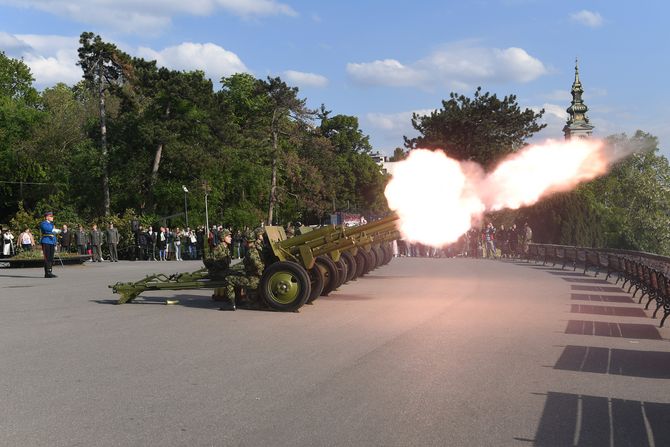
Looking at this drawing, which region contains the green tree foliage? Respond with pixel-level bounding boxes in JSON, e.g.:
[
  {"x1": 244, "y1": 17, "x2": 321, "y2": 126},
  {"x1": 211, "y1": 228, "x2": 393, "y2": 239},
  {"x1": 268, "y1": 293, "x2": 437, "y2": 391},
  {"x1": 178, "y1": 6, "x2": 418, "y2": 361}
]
[
  {"x1": 1, "y1": 45, "x2": 388, "y2": 231},
  {"x1": 405, "y1": 87, "x2": 546, "y2": 169},
  {"x1": 0, "y1": 52, "x2": 44, "y2": 213}
]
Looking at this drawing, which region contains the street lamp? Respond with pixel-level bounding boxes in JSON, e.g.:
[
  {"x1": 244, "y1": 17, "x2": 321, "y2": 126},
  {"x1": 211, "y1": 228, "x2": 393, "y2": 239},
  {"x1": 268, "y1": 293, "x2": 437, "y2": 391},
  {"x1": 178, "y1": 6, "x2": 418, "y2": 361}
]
[
  {"x1": 202, "y1": 181, "x2": 211, "y2": 239},
  {"x1": 182, "y1": 185, "x2": 189, "y2": 228}
]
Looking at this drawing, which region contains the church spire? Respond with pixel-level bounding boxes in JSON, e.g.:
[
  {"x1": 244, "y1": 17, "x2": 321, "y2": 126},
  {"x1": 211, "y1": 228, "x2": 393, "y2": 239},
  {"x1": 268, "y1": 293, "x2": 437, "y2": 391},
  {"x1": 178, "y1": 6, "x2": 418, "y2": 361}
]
[{"x1": 563, "y1": 58, "x2": 594, "y2": 140}]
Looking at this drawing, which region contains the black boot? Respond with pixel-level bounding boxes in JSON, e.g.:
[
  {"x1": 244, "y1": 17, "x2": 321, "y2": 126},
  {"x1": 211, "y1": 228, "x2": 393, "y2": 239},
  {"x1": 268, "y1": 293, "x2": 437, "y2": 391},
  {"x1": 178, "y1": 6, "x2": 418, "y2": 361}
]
[
  {"x1": 219, "y1": 299, "x2": 236, "y2": 311},
  {"x1": 45, "y1": 269, "x2": 58, "y2": 278}
]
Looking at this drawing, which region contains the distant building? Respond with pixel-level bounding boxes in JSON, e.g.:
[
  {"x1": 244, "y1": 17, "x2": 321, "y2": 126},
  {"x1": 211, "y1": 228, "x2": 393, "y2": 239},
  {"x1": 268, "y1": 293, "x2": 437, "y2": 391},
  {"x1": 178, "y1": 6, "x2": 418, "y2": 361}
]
[{"x1": 563, "y1": 59, "x2": 594, "y2": 140}]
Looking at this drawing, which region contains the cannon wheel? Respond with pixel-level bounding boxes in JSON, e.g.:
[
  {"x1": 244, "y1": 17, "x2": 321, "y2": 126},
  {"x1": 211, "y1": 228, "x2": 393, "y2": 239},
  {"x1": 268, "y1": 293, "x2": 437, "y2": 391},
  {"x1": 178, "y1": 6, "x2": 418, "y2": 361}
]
[
  {"x1": 373, "y1": 246, "x2": 385, "y2": 269},
  {"x1": 259, "y1": 261, "x2": 311, "y2": 312},
  {"x1": 354, "y1": 250, "x2": 367, "y2": 278},
  {"x1": 340, "y1": 251, "x2": 357, "y2": 282},
  {"x1": 382, "y1": 243, "x2": 393, "y2": 265},
  {"x1": 363, "y1": 249, "x2": 376, "y2": 275},
  {"x1": 307, "y1": 264, "x2": 325, "y2": 303},
  {"x1": 316, "y1": 255, "x2": 339, "y2": 296},
  {"x1": 333, "y1": 257, "x2": 348, "y2": 289}
]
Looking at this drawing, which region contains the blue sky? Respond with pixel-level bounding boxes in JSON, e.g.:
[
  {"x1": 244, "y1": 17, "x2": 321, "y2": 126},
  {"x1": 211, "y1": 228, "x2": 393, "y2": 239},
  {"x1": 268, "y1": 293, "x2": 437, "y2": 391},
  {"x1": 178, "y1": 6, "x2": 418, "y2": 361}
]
[{"x1": 0, "y1": 0, "x2": 668, "y2": 156}]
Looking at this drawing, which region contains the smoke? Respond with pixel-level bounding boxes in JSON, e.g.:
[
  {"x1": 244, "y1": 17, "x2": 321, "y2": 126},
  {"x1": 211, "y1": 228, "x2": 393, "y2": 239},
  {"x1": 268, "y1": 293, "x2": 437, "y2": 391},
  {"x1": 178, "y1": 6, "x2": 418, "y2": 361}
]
[{"x1": 385, "y1": 138, "x2": 633, "y2": 246}]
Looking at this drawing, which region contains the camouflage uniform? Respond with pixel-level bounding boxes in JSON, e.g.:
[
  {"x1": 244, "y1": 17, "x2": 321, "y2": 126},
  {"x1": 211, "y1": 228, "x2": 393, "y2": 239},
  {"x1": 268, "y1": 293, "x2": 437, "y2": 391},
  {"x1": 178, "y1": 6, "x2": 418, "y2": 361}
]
[
  {"x1": 204, "y1": 229, "x2": 232, "y2": 300},
  {"x1": 221, "y1": 231, "x2": 265, "y2": 306}
]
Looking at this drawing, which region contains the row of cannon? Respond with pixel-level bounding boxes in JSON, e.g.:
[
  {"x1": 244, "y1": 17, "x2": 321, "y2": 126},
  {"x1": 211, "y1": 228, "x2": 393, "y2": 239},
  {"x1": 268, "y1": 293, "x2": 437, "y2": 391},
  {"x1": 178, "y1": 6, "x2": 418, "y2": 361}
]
[{"x1": 109, "y1": 214, "x2": 400, "y2": 312}]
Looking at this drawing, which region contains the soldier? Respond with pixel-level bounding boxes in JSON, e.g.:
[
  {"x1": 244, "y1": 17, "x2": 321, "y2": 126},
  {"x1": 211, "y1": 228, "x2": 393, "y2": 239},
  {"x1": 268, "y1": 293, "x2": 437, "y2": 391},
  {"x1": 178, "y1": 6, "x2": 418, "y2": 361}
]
[
  {"x1": 39, "y1": 211, "x2": 60, "y2": 278},
  {"x1": 75, "y1": 225, "x2": 87, "y2": 255},
  {"x1": 106, "y1": 222, "x2": 120, "y2": 262},
  {"x1": 205, "y1": 229, "x2": 233, "y2": 303},
  {"x1": 90, "y1": 224, "x2": 103, "y2": 262},
  {"x1": 219, "y1": 229, "x2": 265, "y2": 311}
]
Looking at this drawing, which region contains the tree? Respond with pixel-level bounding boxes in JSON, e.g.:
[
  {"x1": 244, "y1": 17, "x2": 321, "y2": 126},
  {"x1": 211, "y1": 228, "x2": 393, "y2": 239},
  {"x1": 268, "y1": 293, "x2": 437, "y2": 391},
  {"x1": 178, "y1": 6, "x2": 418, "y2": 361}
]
[
  {"x1": 319, "y1": 113, "x2": 372, "y2": 154},
  {"x1": 257, "y1": 76, "x2": 314, "y2": 224},
  {"x1": 389, "y1": 147, "x2": 407, "y2": 161},
  {"x1": 0, "y1": 52, "x2": 43, "y2": 215},
  {"x1": 77, "y1": 31, "x2": 132, "y2": 216},
  {"x1": 405, "y1": 87, "x2": 546, "y2": 169}
]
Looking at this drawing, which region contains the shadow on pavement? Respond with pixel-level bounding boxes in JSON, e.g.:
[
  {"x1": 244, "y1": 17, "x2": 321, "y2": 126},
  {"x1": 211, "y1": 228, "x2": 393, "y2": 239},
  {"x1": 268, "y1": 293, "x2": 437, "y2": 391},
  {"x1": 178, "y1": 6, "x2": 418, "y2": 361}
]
[
  {"x1": 571, "y1": 293, "x2": 634, "y2": 303},
  {"x1": 565, "y1": 320, "x2": 662, "y2": 340},
  {"x1": 572, "y1": 285, "x2": 626, "y2": 293},
  {"x1": 524, "y1": 391, "x2": 670, "y2": 446},
  {"x1": 570, "y1": 304, "x2": 647, "y2": 317},
  {"x1": 554, "y1": 346, "x2": 670, "y2": 379}
]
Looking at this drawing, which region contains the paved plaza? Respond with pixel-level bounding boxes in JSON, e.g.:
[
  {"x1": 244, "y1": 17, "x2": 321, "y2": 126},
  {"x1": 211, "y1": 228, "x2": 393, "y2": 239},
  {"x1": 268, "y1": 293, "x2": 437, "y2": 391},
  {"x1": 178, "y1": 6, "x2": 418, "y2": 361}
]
[{"x1": 1, "y1": 257, "x2": 669, "y2": 446}]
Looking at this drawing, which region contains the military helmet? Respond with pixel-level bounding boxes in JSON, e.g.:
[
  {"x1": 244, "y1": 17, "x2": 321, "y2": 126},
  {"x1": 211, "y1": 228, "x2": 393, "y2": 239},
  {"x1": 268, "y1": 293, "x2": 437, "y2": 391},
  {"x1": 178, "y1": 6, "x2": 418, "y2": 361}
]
[
  {"x1": 221, "y1": 229, "x2": 232, "y2": 237},
  {"x1": 253, "y1": 227, "x2": 265, "y2": 239},
  {"x1": 245, "y1": 229, "x2": 255, "y2": 241}
]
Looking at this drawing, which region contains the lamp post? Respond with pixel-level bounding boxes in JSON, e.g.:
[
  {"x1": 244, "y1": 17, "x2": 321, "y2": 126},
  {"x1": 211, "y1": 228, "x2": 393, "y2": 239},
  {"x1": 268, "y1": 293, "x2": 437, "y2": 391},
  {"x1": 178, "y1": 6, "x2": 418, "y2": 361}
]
[
  {"x1": 202, "y1": 181, "x2": 211, "y2": 239},
  {"x1": 182, "y1": 185, "x2": 189, "y2": 228}
]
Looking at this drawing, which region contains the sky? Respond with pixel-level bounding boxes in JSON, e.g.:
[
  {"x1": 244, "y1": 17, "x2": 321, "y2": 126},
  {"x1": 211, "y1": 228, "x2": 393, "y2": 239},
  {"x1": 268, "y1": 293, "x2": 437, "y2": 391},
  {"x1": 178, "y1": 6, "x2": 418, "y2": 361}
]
[{"x1": 0, "y1": 0, "x2": 668, "y2": 157}]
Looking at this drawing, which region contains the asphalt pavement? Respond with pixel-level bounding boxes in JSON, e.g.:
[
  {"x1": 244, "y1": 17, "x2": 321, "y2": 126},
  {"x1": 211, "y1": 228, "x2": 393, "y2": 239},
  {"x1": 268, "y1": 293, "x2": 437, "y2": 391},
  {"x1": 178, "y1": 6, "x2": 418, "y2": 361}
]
[{"x1": 0, "y1": 257, "x2": 668, "y2": 446}]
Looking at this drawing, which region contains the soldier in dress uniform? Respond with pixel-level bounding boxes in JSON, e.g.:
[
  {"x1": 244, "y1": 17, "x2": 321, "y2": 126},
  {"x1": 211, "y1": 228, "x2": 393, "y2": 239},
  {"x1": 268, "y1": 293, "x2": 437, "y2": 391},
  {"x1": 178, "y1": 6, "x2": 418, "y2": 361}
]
[
  {"x1": 219, "y1": 228, "x2": 265, "y2": 311},
  {"x1": 105, "y1": 222, "x2": 120, "y2": 262},
  {"x1": 75, "y1": 225, "x2": 87, "y2": 255},
  {"x1": 90, "y1": 224, "x2": 103, "y2": 262},
  {"x1": 39, "y1": 211, "x2": 60, "y2": 278}
]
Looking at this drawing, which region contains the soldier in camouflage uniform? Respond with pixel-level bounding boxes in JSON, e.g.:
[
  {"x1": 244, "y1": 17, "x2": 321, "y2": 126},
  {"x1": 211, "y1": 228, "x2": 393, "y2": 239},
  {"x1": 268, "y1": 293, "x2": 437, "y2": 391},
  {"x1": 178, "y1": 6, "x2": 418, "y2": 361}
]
[
  {"x1": 204, "y1": 229, "x2": 233, "y2": 301},
  {"x1": 219, "y1": 229, "x2": 266, "y2": 311}
]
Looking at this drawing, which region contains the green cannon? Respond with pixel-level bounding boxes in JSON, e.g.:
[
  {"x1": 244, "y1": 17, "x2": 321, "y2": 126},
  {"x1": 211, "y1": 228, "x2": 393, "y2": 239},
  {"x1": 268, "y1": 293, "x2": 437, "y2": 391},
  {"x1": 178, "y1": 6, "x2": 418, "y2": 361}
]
[{"x1": 109, "y1": 214, "x2": 400, "y2": 312}]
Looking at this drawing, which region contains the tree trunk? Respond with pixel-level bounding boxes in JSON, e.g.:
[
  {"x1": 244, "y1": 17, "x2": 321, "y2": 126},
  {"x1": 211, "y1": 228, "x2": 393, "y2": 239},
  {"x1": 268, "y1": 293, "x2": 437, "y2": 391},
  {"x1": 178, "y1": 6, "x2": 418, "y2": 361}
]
[
  {"x1": 267, "y1": 127, "x2": 279, "y2": 225},
  {"x1": 98, "y1": 64, "x2": 110, "y2": 216},
  {"x1": 148, "y1": 106, "x2": 169, "y2": 212}
]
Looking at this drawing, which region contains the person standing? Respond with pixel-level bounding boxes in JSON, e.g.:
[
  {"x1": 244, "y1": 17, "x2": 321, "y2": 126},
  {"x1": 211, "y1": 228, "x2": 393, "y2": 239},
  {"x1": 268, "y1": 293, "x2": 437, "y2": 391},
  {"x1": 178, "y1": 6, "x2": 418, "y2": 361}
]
[
  {"x1": 522, "y1": 222, "x2": 533, "y2": 255},
  {"x1": 105, "y1": 222, "x2": 120, "y2": 262},
  {"x1": 40, "y1": 211, "x2": 60, "y2": 278},
  {"x1": 90, "y1": 224, "x2": 103, "y2": 262},
  {"x1": 75, "y1": 225, "x2": 87, "y2": 255},
  {"x1": 146, "y1": 226, "x2": 157, "y2": 261},
  {"x1": 2, "y1": 227, "x2": 15, "y2": 256},
  {"x1": 19, "y1": 228, "x2": 35, "y2": 252},
  {"x1": 174, "y1": 227, "x2": 183, "y2": 261},
  {"x1": 60, "y1": 224, "x2": 73, "y2": 253},
  {"x1": 157, "y1": 227, "x2": 167, "y2": 261},
  {"x1": 138, "y1": 226, "x2": 148, "y2": 260},
  {"x1": 508, "y1": 224, "x2": 519, "y2": 258}
]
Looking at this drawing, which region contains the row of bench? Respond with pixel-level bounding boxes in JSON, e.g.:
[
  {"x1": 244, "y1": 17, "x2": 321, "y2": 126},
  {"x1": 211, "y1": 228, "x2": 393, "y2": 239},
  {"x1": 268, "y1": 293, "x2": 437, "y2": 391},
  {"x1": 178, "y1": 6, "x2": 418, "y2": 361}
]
[{"x1": 525, "y1": 244, "x2": 670, "y2": 328}]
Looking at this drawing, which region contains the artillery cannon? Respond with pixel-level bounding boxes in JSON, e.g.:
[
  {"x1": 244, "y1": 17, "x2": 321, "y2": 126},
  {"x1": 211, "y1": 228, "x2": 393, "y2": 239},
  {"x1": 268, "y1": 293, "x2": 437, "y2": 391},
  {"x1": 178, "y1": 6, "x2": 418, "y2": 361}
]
[{"x1": 109, "y1": 215, "x2": 400, "y2": 312}]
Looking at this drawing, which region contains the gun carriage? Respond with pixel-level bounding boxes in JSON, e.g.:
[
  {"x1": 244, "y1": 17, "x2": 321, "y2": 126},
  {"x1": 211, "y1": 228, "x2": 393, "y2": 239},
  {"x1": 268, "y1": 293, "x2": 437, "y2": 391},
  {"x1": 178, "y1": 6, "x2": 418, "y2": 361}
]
[{"x1": 109, "y1": 215, "x2": 400, "y2": 312}]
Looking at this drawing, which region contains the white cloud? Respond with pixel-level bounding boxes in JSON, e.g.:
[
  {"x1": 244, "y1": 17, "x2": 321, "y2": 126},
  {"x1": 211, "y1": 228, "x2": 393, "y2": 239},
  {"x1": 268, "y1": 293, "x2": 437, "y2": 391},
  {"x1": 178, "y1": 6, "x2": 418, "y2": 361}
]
[
  {"x1": 1, "y1": 32, "x2": 81, "y2": 86},
  {"x1": 366, "y1": 109, "x2": 434, "y2": 136},
  {"x1": 138, "y1": 42, "x2": 250, "y2": 81},
  {"x1": 283, "y1": 70, "x2": 328, "y2": 87},
  {"x1": 0, "y1": 0, "x2": 297, "y2": 34},
  {"x1": 347, "y1": 42, "x2": 547, "y2": 89},
  {"x1": 347, "y1": 59, "x2": 426, "y2": 87},
  {"x1": 570, "y1": 10, "x2": 604, "y2": 28}
]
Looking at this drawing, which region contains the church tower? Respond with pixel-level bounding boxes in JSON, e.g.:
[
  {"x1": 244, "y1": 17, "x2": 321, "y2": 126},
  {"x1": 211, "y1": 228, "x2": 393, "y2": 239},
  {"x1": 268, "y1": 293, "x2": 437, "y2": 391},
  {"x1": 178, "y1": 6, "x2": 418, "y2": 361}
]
[{"x1": 563, "y1": 59, "x2": 594, "y2": 140}]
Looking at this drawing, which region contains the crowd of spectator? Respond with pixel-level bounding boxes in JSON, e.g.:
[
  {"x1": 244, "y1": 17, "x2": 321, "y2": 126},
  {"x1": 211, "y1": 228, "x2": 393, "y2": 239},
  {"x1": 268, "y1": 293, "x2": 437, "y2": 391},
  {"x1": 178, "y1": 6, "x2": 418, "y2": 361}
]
[
  {"x1": 393, "y1": 222, "x2": 533, "y2": 260},
  {"x1": 3, "y1": 219, "x2": 534, "y2": 263}
]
